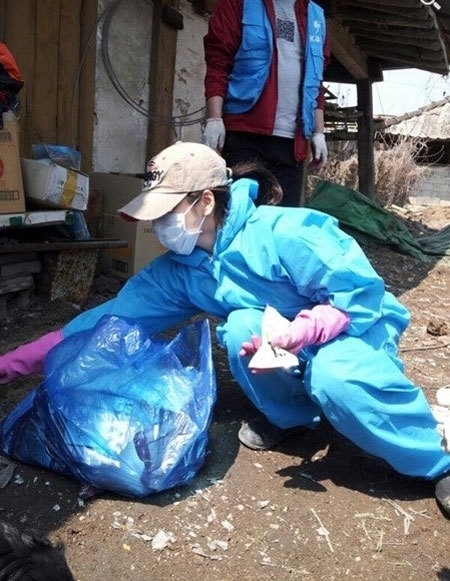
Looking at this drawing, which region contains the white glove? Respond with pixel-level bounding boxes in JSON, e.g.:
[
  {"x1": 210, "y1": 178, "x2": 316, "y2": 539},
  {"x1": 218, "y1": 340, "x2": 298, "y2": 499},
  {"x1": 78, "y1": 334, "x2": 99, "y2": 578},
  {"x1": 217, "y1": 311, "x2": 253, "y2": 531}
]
[
  {"x1": 311, "y1": 132, "x2": 328, "y2": 167},
  {"x1": 202, "y1": 118, "x2": 226, "y2": 151}
]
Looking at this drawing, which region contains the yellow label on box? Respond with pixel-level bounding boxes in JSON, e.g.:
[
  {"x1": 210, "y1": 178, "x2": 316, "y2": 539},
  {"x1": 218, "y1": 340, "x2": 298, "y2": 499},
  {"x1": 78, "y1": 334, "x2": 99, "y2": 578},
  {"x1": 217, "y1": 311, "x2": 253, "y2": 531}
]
[{"x1": 60, "y1": 169, "x2": 77, "y2": 207}]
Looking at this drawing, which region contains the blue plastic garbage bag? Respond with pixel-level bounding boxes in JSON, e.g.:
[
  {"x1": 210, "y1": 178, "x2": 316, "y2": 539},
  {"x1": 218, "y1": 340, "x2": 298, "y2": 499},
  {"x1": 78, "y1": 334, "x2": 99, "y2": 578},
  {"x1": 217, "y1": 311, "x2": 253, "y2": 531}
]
[
  {"x1": 32, "y1": 144, "x2": 81, "y2": 170},
  {"x1": 0, "y1": 316, "x2": 216, "y2": 498}
]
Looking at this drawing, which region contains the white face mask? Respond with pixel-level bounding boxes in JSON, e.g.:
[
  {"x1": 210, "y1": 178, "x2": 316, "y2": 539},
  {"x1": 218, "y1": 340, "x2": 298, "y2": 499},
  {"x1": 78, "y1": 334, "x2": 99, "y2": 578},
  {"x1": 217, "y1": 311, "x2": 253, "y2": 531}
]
[{"x1": 153, "y1": 200, "x2": 205, "y2": 255}]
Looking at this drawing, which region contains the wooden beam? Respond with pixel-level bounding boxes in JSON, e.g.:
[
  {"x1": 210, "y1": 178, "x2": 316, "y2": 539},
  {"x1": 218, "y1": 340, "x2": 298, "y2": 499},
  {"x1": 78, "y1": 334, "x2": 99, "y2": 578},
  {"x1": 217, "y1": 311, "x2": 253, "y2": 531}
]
[
  {"x1": 371, "y1": 0, "x2": 418, "y2": 5},
  {"x1": 345, "y1": 21, "x2": 436, "y2": 37},
  {"x1": 364, "y1": 56, "x2": 446, "y2": 75},
  {"x1": 0, "y1": 0, "x2": 5, "y2": 39},
  {"x1": 356, "y1": 41, "x2": 446, "y2": 68},
  {"x1": 57, "y1": 0, "x2": 82, "y2": 146},
  {"x1": 0, "y1": 0, "x2": 35, "y2": 157},
  {"x1": 77, "y1": 0, "x2": 97, "y2": 173},
  {"x1": 146, "y1": 0, "x2": 179, "y2": 160},
  {"x1": 325, "y1": 131, "x2": 358, "y2": 141},
  {"x1": 357, "y1": 79, "x2": 375, "y2": 199},
  {"x1": 34, "y1": 0, "x2": 59, "y2": 143},
  {"x1": 428, "y1": 5, "x2": 449, "y2": 72},
  {"x1": 324, "y1": 57, "x2": 383, "y2": 83},
  {"x1": 343, "y1": 17, "x2": 432, "y2": 29},
  {"x1": 339, "y1": 1, "x2": 424, "y2": 16},
  {"x1": 338, "y1": 9, "x2": 431, "y2": 27},
  {"x1": 327, "y1": 20, "x2": 369, "y2": 79},
  {"x1": 355, "y1": 32, "x2": 443, "y2": 51}
]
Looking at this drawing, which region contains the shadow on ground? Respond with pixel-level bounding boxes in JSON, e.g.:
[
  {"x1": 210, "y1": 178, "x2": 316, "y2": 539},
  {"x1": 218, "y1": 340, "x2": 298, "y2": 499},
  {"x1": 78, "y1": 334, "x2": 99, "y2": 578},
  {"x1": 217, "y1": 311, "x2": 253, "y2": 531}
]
[{"x1": 270, "y1": 419, "x2": 439, "y2": 507}]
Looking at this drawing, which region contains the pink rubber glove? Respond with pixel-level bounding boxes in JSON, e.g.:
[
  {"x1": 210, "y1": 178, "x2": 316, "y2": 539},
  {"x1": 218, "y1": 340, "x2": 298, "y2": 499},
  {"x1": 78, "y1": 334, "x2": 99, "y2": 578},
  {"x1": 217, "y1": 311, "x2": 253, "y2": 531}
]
[
  {"x1": 0, "y1": 329, "x2": 63, "y2": 384},
  {"x1": 270, "y1": 304, "x2": 350, "y2": 354},
  {"x1": 239, "y1": 336, "x2": 262, "y2": 357}
]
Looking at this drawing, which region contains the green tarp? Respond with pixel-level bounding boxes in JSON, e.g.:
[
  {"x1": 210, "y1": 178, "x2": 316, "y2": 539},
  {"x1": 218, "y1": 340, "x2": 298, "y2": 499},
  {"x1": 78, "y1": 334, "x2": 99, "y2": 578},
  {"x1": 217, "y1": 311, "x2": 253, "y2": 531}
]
[{"x1": 308, "y1": 181, "x2": 450, "y2": 262}]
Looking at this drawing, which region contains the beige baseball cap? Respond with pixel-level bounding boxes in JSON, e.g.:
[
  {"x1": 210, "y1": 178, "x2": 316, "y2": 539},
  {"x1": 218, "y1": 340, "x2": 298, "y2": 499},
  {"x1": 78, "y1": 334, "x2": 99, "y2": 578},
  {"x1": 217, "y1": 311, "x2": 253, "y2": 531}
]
[{"x1": 119, "y1": 141, "x2": 231, "y2": 221}]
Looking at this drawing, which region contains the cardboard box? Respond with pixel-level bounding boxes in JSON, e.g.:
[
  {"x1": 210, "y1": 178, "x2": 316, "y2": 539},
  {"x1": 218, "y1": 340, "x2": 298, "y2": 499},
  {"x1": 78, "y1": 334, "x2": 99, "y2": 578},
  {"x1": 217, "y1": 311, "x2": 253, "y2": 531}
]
[
  {"x1": 21, "y1": 158, "x2": 89, "y2": 210},
  {"x1": 0, "y1": 117, "x2": 25, "y2": 214},
  {"x1": 100, "y1": 212, "x2": 165, "y2": 279},
  {"x1": 90, "y1": 172, "x2": 144, "y2": 214}
]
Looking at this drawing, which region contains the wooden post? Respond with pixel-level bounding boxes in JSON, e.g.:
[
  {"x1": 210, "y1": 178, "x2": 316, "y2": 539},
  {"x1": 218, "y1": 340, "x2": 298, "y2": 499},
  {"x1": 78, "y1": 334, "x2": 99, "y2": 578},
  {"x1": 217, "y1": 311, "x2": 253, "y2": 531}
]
[
  {"x1": 356, "y1": 79, "x2": 375, "y2": 198},
  {"x1": 0, "y1": 0, "x2": 36, "y2": 158},
  {"x1": 34, "y1": 0, "x2": 59, "y2": 144},
  {"x1": 76, "y1": 0, "x2": 97, "y2": 173},
  {"x1": 58, "y1": 1, "x2": 82, "y2": 147},
  {"x1": 146, "y1": 0, "x2": 180, "y2": 160}
]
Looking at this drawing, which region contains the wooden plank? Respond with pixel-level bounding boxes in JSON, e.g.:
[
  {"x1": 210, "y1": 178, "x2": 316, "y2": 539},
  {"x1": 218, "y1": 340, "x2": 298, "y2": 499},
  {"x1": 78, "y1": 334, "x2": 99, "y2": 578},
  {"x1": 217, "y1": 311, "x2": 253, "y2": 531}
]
[
  {"x1": 0, "y1": 0, "x2": 6, "y2": 39},
  {"x1": 0, "y1": 253, "x2": 37, "y2": 265},
  {"x1": 21, "y1": 0, "x2": 36, "y2": 158},
  {"x1": 0, "y1": 239, "x2": 128, "y2": 254},
  {"x1": 34, "y1": 0, "x2": 60, "y2": 143},
  {"x1": 346, "y1": 21, "x2": 436, "y2": 37},
  {"x1": 0, "y1": 1, "x2": 25, "y2": 63},
  {"x1": 146, "y1": 0, "x2": 178, "y2": 159},
  {"x1": 339, "y1": 9, "x2": 431, "y2": 26},
  {"x1": 0, "y1": 259, "x2": 41, "y2": 278},
  {"x1": 327, "y1": 20, "x2": 369, "y2": 80},
  {"x1": 355, "y1": 43, "x2": 447, "y2": 73},
  {"x1": 0, "y1": 0, "x2": 35, "y2": 157},
  {"x1": 340, "y1": 0, "x2": 421, "y2": 8},
  {"x1": 77, "y1": 0, "x2": 97, "y2": 172},
  {"x1": 428, "y1": 7, "x2": 449, "y2": 72},
  {"x1": 0, "y1": 274, "x2": 34, "y2": 295},
  {"x1": 57, "y1": 0, "x2": 82, "y2": 146},
  {"x1": 355, "y1": 32, "x2": 443, "y2": 51}
]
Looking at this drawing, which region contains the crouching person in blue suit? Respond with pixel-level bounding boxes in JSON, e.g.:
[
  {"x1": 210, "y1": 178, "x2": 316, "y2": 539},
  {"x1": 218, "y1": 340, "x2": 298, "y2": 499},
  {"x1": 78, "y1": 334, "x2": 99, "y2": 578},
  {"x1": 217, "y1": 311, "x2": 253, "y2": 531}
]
[{"x1": 1, "y1": 142, "x2": 449, "y2": 516}]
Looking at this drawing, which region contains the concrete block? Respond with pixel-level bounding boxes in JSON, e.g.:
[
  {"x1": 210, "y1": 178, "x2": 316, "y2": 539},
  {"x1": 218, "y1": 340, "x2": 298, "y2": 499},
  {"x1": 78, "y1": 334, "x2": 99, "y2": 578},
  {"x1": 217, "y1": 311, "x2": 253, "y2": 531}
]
[{"x1": 38, "y1": 248, "x2": 99, "y2": 305}]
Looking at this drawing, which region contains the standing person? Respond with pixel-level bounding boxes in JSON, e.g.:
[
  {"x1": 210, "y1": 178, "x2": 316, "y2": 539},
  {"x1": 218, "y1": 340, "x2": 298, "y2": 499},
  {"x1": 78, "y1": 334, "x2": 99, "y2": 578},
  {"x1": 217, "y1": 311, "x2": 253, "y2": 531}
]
[
  {"x1": 0, "y1": 142, "x2": 449, "y2": 517},
  {"x1": 202, "y1": 0, "x2": 330, "y2": 207}
]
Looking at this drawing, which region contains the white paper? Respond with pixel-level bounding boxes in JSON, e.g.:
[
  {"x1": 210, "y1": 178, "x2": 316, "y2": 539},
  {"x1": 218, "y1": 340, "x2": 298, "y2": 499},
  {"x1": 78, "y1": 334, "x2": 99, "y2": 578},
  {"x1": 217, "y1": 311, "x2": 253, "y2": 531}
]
[
  {"x1": 432, "y1": 387, "x2": 450, "y2": 453},
  {"x1": 248, "y1": 305, "x2": 299, "y2": 371}
]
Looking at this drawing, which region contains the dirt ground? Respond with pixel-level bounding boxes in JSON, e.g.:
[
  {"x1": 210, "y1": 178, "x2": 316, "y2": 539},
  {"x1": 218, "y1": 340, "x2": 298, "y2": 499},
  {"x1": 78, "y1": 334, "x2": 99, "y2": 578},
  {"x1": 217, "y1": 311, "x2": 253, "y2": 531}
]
[{"x1": 0, "y1": 205, "x2": 449, "y2": 581}]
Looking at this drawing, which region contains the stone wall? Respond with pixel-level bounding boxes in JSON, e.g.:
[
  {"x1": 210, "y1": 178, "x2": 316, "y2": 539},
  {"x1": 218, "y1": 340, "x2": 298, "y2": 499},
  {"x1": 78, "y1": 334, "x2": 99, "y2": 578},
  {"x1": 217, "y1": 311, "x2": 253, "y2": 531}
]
[
  {"x1": 409, "y1": 165, "x2": 450, "y2": 205},
  {"x1": 93, "y1": 0, "x2": 207, "y2": 174}
]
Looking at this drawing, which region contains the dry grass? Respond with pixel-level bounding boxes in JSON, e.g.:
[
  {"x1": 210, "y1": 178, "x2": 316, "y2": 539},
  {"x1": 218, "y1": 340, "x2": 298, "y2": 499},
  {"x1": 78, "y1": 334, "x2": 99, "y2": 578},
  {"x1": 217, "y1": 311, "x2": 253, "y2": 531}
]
[{"x1": 309, "y1": 137, "x2": 426, "y2": 207}]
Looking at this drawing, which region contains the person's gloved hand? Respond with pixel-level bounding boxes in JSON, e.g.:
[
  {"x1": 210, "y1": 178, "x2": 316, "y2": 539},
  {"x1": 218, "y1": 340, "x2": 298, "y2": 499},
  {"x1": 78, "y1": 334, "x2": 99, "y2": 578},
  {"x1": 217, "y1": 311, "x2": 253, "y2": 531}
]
[
  {"x1": 239, "y1": 336, "x2": 262, "y2": 357},
  {"x1": 0, "y1": 329, "x2": 63, "y2": 384},
  {"x1": 202, "y1": 118, "x2": 226, "y2": 151},
  {"x1": 270, "y1": 304, "x2": 349, "y2": 354},
  {"x1": 310, "y1": 132, "x2": 328, "y2": 171}
]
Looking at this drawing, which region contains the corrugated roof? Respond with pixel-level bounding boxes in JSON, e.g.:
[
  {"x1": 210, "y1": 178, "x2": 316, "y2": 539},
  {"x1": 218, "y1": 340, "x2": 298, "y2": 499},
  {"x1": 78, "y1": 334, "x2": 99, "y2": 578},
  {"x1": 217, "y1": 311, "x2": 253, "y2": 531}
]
[{"x1": 379, "y1": 96, "x2": 450, "y2": 140}]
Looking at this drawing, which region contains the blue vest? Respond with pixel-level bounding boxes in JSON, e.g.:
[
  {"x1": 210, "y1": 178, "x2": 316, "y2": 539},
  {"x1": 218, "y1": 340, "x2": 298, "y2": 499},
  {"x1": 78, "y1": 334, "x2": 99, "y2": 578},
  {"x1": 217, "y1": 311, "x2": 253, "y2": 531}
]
[{"x1": 224, "y1": 0, "x2": 325, "y2": 138}]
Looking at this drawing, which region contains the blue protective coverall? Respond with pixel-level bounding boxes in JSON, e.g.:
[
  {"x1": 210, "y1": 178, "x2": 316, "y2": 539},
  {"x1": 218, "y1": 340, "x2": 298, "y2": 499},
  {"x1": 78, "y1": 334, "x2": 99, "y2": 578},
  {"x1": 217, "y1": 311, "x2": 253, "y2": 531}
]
[{"x1": 64, "y1": 178, "x2": 450, "y2": 480}]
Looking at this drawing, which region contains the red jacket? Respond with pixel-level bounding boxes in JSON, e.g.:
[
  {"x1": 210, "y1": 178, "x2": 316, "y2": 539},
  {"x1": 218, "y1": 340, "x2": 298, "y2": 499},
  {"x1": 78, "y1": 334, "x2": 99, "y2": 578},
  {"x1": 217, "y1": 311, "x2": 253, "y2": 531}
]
[{"x1": 204, "y1": 0, "x2": 330, "y2": 161}]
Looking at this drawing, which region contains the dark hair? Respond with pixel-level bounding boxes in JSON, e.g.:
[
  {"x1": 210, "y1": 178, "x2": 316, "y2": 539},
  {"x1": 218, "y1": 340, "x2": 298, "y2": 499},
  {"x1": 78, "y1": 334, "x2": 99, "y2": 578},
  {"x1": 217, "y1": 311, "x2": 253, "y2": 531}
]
[
  {"x1": 0, "y1": 522, "x2": 74, "y2": 581},
  {"x1": 232, "y1": 161, "x2": 283, "y2": 206},
  {"x1": 188, "y1": 160, "x2": 283, "y2": 228}
]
